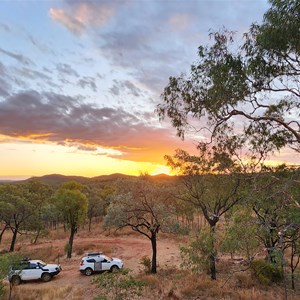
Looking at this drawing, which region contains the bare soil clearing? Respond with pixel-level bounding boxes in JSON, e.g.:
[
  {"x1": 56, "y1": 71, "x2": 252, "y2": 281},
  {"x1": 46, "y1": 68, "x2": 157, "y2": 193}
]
[{"x1": 3, "y1": 232, "x2": 183, "y2": 299}]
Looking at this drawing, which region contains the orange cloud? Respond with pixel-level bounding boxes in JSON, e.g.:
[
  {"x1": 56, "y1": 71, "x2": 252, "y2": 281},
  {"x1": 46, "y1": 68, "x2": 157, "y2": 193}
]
[
  {"x1": 49, "y1": 3, "x2": 114, "y2": 35},
  {"x1": 49, "y1": 8, "x2": 85, "y2": 35},
  {"x1": 75, "y1": 3, "x2": 114, "y2": 27}
]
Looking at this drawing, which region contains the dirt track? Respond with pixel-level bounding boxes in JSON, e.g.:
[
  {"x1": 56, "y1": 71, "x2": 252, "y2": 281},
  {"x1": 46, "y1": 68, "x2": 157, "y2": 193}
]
[{"x1": 5, "y1": 234, "x2": 182, "y2": 299}]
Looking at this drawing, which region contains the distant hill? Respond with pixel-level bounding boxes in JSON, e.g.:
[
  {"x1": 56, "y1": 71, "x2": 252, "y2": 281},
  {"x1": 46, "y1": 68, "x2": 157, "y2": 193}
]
[
  {"x1": 28, "y1": 174, "x2": 90, "y2": 185},
  {"x1": 21, "y1": 173, "x2": 135, "y2": 187},
  {"x1": 0, "y1": 180, "x2": 16, "y2": 184},
  {"x1": 91, "y1": 173, "x2": 134, "y2": 182},
  {"x1": 151, "y1": 173, "x2": 174, "y2": 180},
  {"x1": 1, "y1": 173, "x2": 174, "y2": 187}
]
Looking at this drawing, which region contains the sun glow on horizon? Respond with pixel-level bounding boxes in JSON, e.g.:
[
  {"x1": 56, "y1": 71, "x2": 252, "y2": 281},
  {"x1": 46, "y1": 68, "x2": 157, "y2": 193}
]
[{"x1": 0, "y1": 141, "x2": 172, "y2": 180}]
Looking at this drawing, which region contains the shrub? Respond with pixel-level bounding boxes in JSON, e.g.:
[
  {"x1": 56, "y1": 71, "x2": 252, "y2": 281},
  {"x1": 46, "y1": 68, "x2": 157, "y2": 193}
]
[
  {"x1": 251, "y1": 259, "x2": 283, "y2": 285},
  {"x1": 139, "y1": 256, "x2": 151, "y2": 274},
  {"x1": 93, "y1": 268, "x2": 147, "y2": 300},
  {"x1": 64, "y1": 243, "x2": 70, "y2": 257}
]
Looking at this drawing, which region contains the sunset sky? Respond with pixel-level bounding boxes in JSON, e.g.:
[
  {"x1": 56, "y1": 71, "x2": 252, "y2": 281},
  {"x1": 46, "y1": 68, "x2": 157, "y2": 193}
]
[{"x1": 0, "y1": 0, "x2": 297, "y2": 180}]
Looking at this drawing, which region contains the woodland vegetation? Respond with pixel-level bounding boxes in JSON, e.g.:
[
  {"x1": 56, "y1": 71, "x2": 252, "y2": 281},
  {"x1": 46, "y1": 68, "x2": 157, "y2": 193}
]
[{"x1": 0, "y1": 0, "x2": 299, "y2": 299}]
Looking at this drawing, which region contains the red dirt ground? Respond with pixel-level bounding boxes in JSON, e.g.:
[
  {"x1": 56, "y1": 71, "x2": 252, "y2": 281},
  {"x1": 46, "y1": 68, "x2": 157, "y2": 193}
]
[{"x1": 3, "y1": 233, "x2": 183, "y2": 299}]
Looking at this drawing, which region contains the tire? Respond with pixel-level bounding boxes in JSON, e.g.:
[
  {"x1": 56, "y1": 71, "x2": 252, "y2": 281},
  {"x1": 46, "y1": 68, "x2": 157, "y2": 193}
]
[
  {"x1": 41, "y1": 273, "x2": 52, "y2": 282},
  {"x1": 110, "y1": 265, "x2": 119, "y2": 272},
  {"x1": 11, "y1": 275, "x2": 21, "y2": 286},
  {"x1": 84, "y1": 268, "x2": 93, "y2": 276}
]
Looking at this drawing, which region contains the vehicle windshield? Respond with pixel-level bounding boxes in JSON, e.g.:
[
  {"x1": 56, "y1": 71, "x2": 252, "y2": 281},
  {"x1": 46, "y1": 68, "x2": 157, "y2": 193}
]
[
  {"x1": 37, "y1": 261, "x2": 47, "y2": 267},
  {"x1": 102, "y1": 255, "x2": 112, "y2": 261}
]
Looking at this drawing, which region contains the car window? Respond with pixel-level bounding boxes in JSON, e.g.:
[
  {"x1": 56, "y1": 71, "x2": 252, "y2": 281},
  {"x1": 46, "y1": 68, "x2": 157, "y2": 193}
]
[
  {"x1": 102, "y1": 255, "x2": 112, "y2": 261},
  {"x1": 37, "y1": 261, "x2": 47, "y2": 267},
  {"x1": 29, "y1": 263, "x2": 38, "y2": 269},
  {"x1": 86, "y1": 259, "x2": 96, "y2": 263},
  {"x1": 12, "y1": 263, "x2": 28, "y2": 270}
]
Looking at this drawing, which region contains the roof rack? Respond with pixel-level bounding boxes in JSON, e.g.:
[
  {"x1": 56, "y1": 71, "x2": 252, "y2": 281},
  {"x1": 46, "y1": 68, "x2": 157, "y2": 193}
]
[
  {"x1": 22, "y1": 257, "x2": 31, "y2": 261},
  {"x1": 86, "y1": 252, "x2": 102, "y2": 257}
]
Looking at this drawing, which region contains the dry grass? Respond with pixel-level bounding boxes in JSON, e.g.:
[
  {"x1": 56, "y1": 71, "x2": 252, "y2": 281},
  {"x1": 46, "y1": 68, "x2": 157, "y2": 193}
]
[
  {"x1": 9, "y1": 284, "x2": 84, "y2": 300},
  {"x1": 73, "y1": 242, "x2": 112, "y2": 256},
  {"x1": 136, "y1": 266, "x2": 299, "y2": 300},
  {"x1": 1, "y1": 226, "x2": 299, "y2": 300}
]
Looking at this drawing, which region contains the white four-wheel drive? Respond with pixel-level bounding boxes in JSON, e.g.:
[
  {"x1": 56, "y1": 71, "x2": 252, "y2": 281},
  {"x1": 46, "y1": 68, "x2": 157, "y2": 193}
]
[
  {"x1": 8, "y1": 259, "x2": 62, "y2": 285},
  {"x1": 79, "y1": 252, "x2": 123, "y2": 276}
]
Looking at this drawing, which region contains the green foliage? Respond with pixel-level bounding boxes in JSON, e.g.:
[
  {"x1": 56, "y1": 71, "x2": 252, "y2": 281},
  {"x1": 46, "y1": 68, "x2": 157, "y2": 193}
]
[
  {"x1": 180, "y1": 227, "x2": 215, "y2": 274},
  {"x1": 0, "y1": 181, "x2": 53, "y2": 251},
  {"x1": 170, "y1": 222, "x2": 190, "y2": 235},
  {"x1": 248, "y1": 168, "x2": 300, "y2": 264},
  {"x1": 53, "y1": 181, "x2": 88, "y2": 258},
  {"x1": 158, "y1": 0, "x2": 300, "y2": 155},
  {"x1": 139, "y1": 256, "x2": 151, "y2": 274},
  {"x1": 104, "y1": 178, "x2": 178, "y2": 274},
  {"x1": 221, "y1": 207, "x2": 260, "y2": 261},
  {"x1": 0, "y1": 253, "x2": 21, "y2": 297},
  {"x1": 64, "y1": 243, "x2": 71, "y2": 255},
  {"x1": 93, "y1": 268, "x2": 147, "y2": 300},
  {"x1": 251, "y1": 259, "x2": 284, "y2": 285},
  {"x1": 104, "y1": 178, "x2": 177, "y2": 238},
  {"x1": 53, "y1": 182, "x2": 88, "y2": 228}
]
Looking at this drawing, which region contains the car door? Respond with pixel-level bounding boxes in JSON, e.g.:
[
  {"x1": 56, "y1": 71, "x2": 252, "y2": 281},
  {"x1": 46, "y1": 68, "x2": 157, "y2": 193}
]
[
  {"x1": 26, "y1": 262, "x2": 43, "y2": 280},
  {"x1": 20, "y1": 262, "x2": 32, "y2": 280},
  {"x1": 100, "y1": 257, "x2": 111, "y2": 271},
  {"x1": 13, "y1": 262, "x2": 28, "y2": 280}
]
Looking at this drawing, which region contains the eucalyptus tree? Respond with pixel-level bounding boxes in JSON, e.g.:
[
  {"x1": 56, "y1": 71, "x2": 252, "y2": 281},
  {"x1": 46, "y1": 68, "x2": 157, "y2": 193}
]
[
  {"x1": 0, "y1": 253, "x2": 21, "y2": 299},
  {"x1": 157, "y1": 0, "x2": 300, "y2": 154},
  {"x1": 235, "y1": 164, "x2": 300, "y2": 292},
  {"x1": 53, "y1": 181, "x2": 88, "y2": 258},
  {"x1": 22, "y1": 180, "x2": 53, "y2": 243},
  {"x1": 221, "y1": 206, "x2": 260, "y2": 262},
  {"x1": 85, "y1": 185, "x2": 114, "y2": 231},
  {"x1": 0, "y1": 180, "x2": 52, "y2": 252},
  {"x1": 104, "y1": 177, "x2": 176, "y2": 274},
  {"x1": 84, "y1": 186, "x2": 103, "y2": 231},
  {"x1": 282, "y1": 210, "x2": 300, "y2": 290},
  {"x1": 166, "y1": 147, "x2": 247, "y2": 280}
]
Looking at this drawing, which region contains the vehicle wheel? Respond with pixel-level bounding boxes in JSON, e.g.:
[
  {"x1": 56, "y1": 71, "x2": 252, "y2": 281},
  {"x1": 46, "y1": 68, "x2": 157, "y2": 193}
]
[
  {"x1": 11, "y1": 275, "x2": 21, "y2": 286},
  {"x1": 110, "y1": 265, "x2": 119, "y2": 272},
  {"x1": 84, "y1": 268, "x2": 93, "y2": 276},
  {"x1": 41, "y1": 273, "x2": 52, "y2": 282}
]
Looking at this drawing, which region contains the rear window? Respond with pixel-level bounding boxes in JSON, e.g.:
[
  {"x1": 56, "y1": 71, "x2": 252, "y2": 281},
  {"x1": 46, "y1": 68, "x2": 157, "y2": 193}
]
[
  {"x1": 12, "y1": 262, "x2": 29, "y2": 270},
  {"x1": 86, "y1": 259, "x2": 96, "y2": 263}
]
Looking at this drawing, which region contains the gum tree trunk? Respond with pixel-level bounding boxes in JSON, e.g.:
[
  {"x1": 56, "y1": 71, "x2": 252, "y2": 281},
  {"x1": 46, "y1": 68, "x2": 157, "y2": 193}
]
[{"x1": 150, "y1": 232, "x2": 157, "y2": 274}]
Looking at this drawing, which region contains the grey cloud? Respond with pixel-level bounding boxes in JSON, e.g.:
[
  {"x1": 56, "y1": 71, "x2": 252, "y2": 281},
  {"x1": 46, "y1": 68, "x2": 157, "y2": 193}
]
[
  {"x1": 96, "y1": 0, "x2": 268, "y2": 94},
  {"x1": 0, "y1": 23, "x2": 11, "y2": 32},
  {"x1": 15, "y1": 67, "x2": 52, "y2": 81},
  {"x1": 77, "y1": 144, "x2": 98, "y2": 151},
  {"x1": 49, "y1": 0, "x2": 268, "y2": 95},
  {"x1": 0, "y1": 78, "x2": 10, "y2": 97},
  {"x1": 0, "y1": 62, "x2": 11, "y2": 97},
  {"x1": 109, "y1": 79, "x2": 142, "y2": 97},
  {"x1": 78, "y1": 76, "x2": 97, "y2": 92},
  {"x1": 0, "y1": 47, "x2": 33, "y2": 66},
  {"x1": 109, "y1": 83, "x2": 120, "y2": 96},
  {"x1": 56, "y1": 63, "x2": 79, "y2": 77},
  {"x1": 123, "y1": 80, "x2": 141, "y2": 97},
  {"x1": 0, "y1": 90, "x2": 189, "y2": 163},
  {"x1": 43, "y1": 67, "x2": 52, "y2": 73},
  {"x1": 27, "y1": 34, "x2": 54, "y2": 54}
]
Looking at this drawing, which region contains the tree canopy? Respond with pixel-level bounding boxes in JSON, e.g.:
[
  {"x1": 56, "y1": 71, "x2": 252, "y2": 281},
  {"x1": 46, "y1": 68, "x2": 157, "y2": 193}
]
[
  {"x1": 104, "y1": 177, "x2": 176, "y2": 273},
  {"x1": 158, "y1": 0, "x2": 300, "y2": 155},
  {"x1": 53, "y1": 181, "x2": 88, "y2": 258}
]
